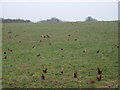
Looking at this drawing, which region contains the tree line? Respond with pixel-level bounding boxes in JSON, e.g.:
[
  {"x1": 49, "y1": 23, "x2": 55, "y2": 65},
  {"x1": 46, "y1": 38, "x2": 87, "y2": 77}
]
[
  {"x1": 0, "y1": 16, "x2": 98, "y2": 23},
  {"x1": 0, "y1": 18, "x2": 31, "y2": 23}
]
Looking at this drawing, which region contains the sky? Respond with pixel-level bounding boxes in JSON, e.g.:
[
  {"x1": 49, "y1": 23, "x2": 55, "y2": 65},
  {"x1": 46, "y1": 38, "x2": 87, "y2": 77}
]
[{"x1": 0, "y1": 1, "x2": 118, "y2": 22}]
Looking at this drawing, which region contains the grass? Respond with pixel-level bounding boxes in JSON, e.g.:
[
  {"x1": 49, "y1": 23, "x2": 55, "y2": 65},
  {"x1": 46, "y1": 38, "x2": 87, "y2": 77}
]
[
  {"x1": 2, "y1": 21, "x2": 118, "y2": 88},
  {"x1": 0, "y1": 23, "x2": 2, "y2": 89}
]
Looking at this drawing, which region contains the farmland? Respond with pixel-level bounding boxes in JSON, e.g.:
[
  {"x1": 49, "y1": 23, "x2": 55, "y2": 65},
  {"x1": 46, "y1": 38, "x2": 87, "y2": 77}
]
[{"x1": 2, "y1": 21, "x2": 118, "y2": 88}]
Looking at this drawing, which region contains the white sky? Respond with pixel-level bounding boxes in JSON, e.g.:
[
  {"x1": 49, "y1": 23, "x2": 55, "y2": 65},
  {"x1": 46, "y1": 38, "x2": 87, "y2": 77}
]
[
  {"x1": 0, "y1": 0, "x2": 119, "y2": 22},
  {"x1": 0, "y1": 0, "x2": 119, "y2": 2}
]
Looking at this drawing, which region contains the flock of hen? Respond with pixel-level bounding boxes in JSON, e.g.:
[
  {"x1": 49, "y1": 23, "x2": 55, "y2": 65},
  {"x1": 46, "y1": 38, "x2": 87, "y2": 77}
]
[{"x1": 3, "y1": 30, "x2": 119, "y2": 85}]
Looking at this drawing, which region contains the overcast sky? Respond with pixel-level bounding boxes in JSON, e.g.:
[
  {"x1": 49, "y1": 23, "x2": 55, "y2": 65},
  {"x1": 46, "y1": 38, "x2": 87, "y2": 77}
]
[{"x1": 1, "y1": 2, "x2": 118, "y2": 22}]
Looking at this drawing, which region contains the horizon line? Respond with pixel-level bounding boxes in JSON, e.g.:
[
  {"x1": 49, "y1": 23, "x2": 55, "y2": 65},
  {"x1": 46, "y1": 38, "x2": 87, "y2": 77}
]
[{"x1": 1, "y1": 17, "x2": 118, "y2": 22}]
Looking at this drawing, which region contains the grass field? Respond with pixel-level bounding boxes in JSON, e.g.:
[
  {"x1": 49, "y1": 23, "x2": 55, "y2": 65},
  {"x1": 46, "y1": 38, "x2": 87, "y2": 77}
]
[
  {"x1": 0, "y1": 23, "x2": 2, "y2": 89},
  {"x1": 2, "y1": 21, "x2": 118, "y2": 88}
]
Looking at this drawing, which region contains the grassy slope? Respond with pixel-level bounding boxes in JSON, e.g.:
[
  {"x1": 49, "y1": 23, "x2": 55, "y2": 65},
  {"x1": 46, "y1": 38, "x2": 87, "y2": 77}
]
[{"x1": 2, "y1": 21, "x2": 118, "y2": 88}]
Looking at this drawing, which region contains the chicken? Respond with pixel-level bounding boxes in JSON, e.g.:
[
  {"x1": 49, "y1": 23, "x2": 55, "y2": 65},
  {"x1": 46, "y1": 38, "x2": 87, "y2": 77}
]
[
  {"x1": 74, "y1": 39, "x2": 77, "y2": 41},
  {"x1": 4, "y1": 52, "x2": 6, "y2": 54},
  {"x1": 8, "y1": 31, "x2": 11, "y2": 34},
  {"x1": 44, "y1": 36, "x2": 46, "y2": 38},
  {"x1": 83, "y1": 50, "x2": 86, "y2": 53},
  {"x1": 46, "y1": 34, "x2": 50, "y2": 38},
  {"x1": 39, "y1": 40, "x2": 42, "y2": 42},
  {"x1": 15, "y1": 34, "x2": 19, "y2": 37},
  {"x1": 96, "y1": 74, "x2": 102, "y2": 81},
  {"x1": 36, "y1": 54, "x2": 41, "y2": 57},
  {"x1": 32, "y1": 45, "x2": 35, "y2": 48},
  {"x1": 49, "y1": 43, "x2": 51, "y2": 45},
  {"x1": 117, "y1": 46, "x2": 119, "y2": 48},
  {"x1": 97, "y1": 68, "x2": 102, "y2": 75},
  {"x1": 8, "y1": 48, "x2": 12, "y2": 52},
  {"x1": 61, "y1": 48, "x2": 63, "y2": 50},
  {"x1": 90, "y1": 80, "x2": 95, "y2": 84},
  {"x1": 4, "y1": 56, "x2": 7, "y2": 59},
  {"x1": 74, "y1": 72, "x2": 78, "y2": 78},
  {"x1": 60, "y1": 68, "x2": 64, "y2": 73},
  {"x1": 9, "y1": 36, "x2": 11, "y2": 39},
  {"x1": 68, "y1": 34, "x2": 71, "y2": 37},
  {"x1": 41, "y1": 73, "x2": 45, "y2": 80},
  {"x1": 43, "y1": 68, "x2": 47, "y2": 73},
  {"x1": 96, "y1": 50, "x2": 99, "y2": 54}
]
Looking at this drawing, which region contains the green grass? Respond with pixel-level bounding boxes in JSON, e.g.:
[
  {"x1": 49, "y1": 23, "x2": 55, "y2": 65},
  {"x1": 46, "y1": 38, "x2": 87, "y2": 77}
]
[
  {"x1": 2, "y1": 21, "x2": 118, "y2": 88},
  {"x1": 0, "y1": 23, "x2": 2, "y2": 89}
]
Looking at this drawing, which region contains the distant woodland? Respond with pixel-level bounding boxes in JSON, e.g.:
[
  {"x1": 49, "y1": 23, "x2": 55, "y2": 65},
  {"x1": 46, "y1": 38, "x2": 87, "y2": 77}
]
[
  {"x1": 0, "y1": 16, "x2": 98, "y2": 23},
  {"x1": 0, "y1": 18, "x2": 31, "y2": 23}
]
